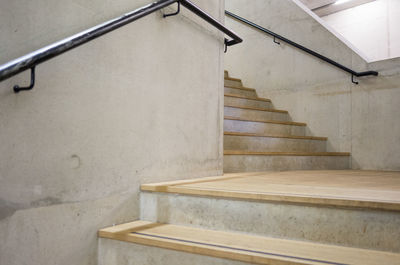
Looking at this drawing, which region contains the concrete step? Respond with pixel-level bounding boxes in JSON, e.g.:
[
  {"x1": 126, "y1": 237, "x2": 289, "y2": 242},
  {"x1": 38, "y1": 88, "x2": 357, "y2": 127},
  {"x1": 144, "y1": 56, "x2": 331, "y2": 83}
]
[
  {"x1": 224, "y1": 132, "x2": 327, "y2": 152},
  {"x1": 140, "y1": 171, "x2": 400, "y2": 253},
  {"x1": 224, "y1": 77, "x2": 243, "y2": 88},
  {"x1": 224, "y1": 93, "x2": 272, "y2": 109},
  {"x1": 223, "y1": 151, "x2": 350, "y2": 172},
  {"x1": 224, "y1": 105, "x2": 290, "y2": 122},
  {"x1": 99, "y1": 221, "x2": 400, "y2": 265},
  {"x1": 224, "y1": 86, "x2": 258, "y2": 98},
  {"x1": 224, "y1": 116, "x2": 306, "y2": 136}
]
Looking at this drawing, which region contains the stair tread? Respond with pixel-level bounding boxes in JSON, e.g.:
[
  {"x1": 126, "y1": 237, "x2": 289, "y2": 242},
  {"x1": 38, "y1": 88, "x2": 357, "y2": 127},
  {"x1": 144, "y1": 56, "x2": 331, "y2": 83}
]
[
  {"x1": 224, "y1": 150, "x2": 350, "y2": 156},
  {"x1": 224, "y1": 93, "x2": 271, "y2": 102},
  {"x1": 225, "y1": 76, "x2": 241, "y2": 82},
  {"x1": 225, "y1": 104, "x2": 288, "y2": 113},
  {"x1": 141, "y1": 170, "x2": 400, "y2": 211},
  {"x1": 225, "y1": 85, "x2": 256, "y2": 91},
  {"x1": 224, "y1": 131, "x2": 327, "y2": 141},
  {"x1": 99, "y1": 220, "x2": 400, "y2": 265},
  {"x1": 225, "y1": 116, "x2": 306, "y2": 126}
]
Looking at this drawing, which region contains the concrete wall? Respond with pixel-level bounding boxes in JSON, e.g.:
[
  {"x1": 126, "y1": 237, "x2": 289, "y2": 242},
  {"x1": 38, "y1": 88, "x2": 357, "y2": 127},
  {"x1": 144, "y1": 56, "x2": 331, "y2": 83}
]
[
  {"x1": 225, "y1": 0, "x2": 400, "y2": 170},
  {"x1": 322, "y1": 0, "x2": 400, "y2": 62},
  {"x1": 0, "y1": 0, "x2": 225, "y2": 264}
]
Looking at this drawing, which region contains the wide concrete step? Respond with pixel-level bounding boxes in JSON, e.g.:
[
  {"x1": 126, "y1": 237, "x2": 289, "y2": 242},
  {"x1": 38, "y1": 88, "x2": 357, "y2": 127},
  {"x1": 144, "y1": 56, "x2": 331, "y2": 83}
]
[
  {"x1": 224, "y1": 132, "x2": 327, "y2": 152},
  {"x1": 224, "y1": 150, "x2": 350, "y2": 172},
  {"x1": 99, "y1": 220, "x2": 400, "y2": 265},
  {"x1": 225, "y1": 86, "x2": 258, "y2": 98},
  {"x1": 224, "y1": 76, "x2": 243, "y2": 88},
  {"x1": 224, "y1": 116, "x2": 306, "y2": 136},
  {"x1": 224, "y1": 93, "x2": 272, "y2": 109},
  {"x1": 224, "y1": 105, "x2": 290, "y2": 122},
  {"x1": 140, "y1": 171, "x2": 400, "y2": 253}
]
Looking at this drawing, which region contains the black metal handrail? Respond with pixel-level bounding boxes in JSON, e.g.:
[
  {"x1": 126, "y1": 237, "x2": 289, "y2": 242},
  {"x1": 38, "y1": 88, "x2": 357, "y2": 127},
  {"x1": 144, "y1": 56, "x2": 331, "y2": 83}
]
[
  {"x1": 225, "y1": 10, "x2": 378, "y2": 84},
  {"x1": 0, "y1": 0, "x2": 242, "y2": 92}
]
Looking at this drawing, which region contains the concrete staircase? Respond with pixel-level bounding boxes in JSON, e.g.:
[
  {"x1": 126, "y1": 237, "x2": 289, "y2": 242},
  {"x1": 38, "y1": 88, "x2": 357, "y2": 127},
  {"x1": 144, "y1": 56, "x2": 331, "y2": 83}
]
[
  {"x1": 223, "y1": 71, "x2": 350, "y2": 172},
  {"x1": 97, "y1": 72, "x2": 400, "y2": 265}
]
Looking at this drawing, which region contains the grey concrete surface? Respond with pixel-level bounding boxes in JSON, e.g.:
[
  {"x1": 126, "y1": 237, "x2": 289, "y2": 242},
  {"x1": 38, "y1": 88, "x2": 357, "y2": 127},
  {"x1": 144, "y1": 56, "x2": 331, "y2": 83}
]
[
  {"x1": 141, "y1": 192, "x2": 400, "y2": 252},
  {"x1": 224, "y1": 135, "x2": 327, "y2": 152},
  {"x1": 224, "y1": 0, "x2": 400, "y2": 170},
  {"x1": 224, "y1": 154, "x2": 350, "y2": 172},
  {"x1": 99, "y1": 238, "x2": 251, "y2": 265},
  {"x1": 0, "y1": 0, "x2": 225, "y2": 264},
  {"x1": 224, "y1": 79, "x2": 243, "y2": 88}
]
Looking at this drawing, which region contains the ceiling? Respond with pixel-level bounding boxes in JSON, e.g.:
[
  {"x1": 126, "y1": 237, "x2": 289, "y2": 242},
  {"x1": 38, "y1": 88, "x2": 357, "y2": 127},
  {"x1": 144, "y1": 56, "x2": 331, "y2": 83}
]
[{"x1": 299, "y1": 0, "x2": 376, "y2": 16}]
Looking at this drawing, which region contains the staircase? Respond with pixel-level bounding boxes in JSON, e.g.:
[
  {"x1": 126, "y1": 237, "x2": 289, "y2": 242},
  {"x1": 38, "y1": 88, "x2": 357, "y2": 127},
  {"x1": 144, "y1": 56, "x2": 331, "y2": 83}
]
[
  {"x1": 223, "y1": 71, "x2": 350, "y2": 172},
  {"x1": 97, "y1": 72, "x2": 400, "y2": 265}
]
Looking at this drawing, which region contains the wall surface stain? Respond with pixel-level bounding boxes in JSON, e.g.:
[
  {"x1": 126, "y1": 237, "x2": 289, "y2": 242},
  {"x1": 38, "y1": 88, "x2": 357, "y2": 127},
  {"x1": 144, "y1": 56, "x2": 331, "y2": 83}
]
[{"x1": 0, "y1": 198, "x2": 24, "y2": 221}]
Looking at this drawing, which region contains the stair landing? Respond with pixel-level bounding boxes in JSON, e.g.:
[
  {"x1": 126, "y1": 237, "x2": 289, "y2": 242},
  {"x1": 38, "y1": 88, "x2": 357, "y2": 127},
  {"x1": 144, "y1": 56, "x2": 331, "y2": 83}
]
[{"x1": 141, "y1": 170, "x2": 400, "y2": 211}]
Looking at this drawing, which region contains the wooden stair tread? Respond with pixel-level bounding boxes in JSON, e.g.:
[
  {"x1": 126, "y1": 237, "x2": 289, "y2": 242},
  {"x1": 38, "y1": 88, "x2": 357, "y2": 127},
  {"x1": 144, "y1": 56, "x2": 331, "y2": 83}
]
[
  {"x1": 224, "y1": 104, "x2": 288, "y2": 113},
  {"x1": 224, "y1": 150, "x2": 350, "y2": 156},
  {"x1": 99, "y1": 221, "x2": 400, "y2": 265},
  {"x1": 224, "y1": 76, "x2": 242, "y2": 82},
  {"x1": 225, "y1": 85, "x2": 256, "y2": 91},
  {"x1": 141, "y1": 171, "x2": 400, "y2": 211},
  {"x1": 224, "y1": 93, "x2": 271, "y2": 102},
  {"x1": 224, "y1": 131, "x2": 327, "y2": 141},
  {"x1": 225, "y1": 116, "x2": 306, "y2": 126}
]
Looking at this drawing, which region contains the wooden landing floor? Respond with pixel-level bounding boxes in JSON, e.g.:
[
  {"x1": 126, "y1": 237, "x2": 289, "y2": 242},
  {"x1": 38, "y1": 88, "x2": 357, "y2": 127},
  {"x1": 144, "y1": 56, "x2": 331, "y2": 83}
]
[
  {"x1": 99, "y1": 221, "x2": 400, "y2": 265},
  {"x1": 141, "y1": 170, "x2": 400, "y2": 211}
]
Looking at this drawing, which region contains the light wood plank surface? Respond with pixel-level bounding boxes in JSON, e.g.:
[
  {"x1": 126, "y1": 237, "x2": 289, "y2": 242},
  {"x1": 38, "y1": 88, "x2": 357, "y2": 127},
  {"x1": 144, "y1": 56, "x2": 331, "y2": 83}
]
[
  {"x1": 141, "y1": 170, "x2": 400, "y2": 211},
  {"x1": 99, "y1": 221, "x2": 400, "y2": 265},
  {"x1": 224, "y1": 131, "x2": 328, "y2": 141},
  {"x1": 225, "y1": 116, "x2": 307, "y2": 126},
  {"x1": 225, "y1": 76, "x2": 242, "y2": 82},
  {"x1": 224, "y1": 104, "x2": 288, "y2": 113},
  {"x1": 224, "y1": 93, "x2": 271, "y2": 102},
  {"x1": 224, "y1": 150, "x2": 350, "y2": 156},
  {"x1": 225, "y1": 85, "x2": 256, "y2": 91}
]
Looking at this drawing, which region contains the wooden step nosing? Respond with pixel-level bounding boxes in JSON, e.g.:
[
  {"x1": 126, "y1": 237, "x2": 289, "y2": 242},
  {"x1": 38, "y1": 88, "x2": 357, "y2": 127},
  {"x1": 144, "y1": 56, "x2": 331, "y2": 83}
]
[
  {"x1": 100, "y1": 222, "x2": 400, "y2": 264},
  {"x1": 160, "y1": 186, "x2": 400, "y2": 211},
  {"x1": 224, "y1": 104, "x2": 288, "y2": 113},
  {"x1": 224, "y1": 116, "x2": 307, "y2": 127},
  {"x1": 224, "y1": 150, "x2": 351, "y2": 156},
  {"x1": 224, "y1": 93, "x2": 271, "y2": 102},
  {"x1": 224, "y1": 77, "x2": 242, "y2": 82},
  {"x1": 224, "y1": 132, "x2": 328, "y2": 141},
  {"x1": 225, "y1": 85, "x2": 256, "y2": 91}
]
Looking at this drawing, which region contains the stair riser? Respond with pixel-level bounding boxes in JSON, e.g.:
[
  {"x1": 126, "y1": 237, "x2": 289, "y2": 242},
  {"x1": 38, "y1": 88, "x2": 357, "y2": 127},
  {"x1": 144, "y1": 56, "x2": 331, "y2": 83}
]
[
  {"x1": 225, "y1": 107, "x2": 289, "y2": 122},
  {"x1": 224, "y1": 135, "x2": 327, "y2": 152},
  {"x1": 140, "y1": 192, "x2": 400, "y2": 252},
  {"x1": 224, "y1": 79, "x2": 242, "y2": 88},
  {"x1": 223, "y1": 155, "x2": 350, "y2": 172},
  {"x1": 224, "y1": 119, "x2": 305, "y2": 136},
  {"x1": 224, "y1": 96, "x2": 272, "y2": 109},
  {"x1": 99, "y1": 238, "x2": 250, "y2": 265},
  {"x1": 224, "y1": 87, "x2": 257, "y2": 98}
]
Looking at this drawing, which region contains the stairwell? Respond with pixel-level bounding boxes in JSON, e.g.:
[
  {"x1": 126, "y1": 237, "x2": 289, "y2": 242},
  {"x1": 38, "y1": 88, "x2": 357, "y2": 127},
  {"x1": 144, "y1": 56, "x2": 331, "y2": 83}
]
[
  {"x1": 223, "y1": 71, "x2": 350, "y2": 172},
  {"x1": 97, "y1": 72, "x2": 400, "y2": 265}
]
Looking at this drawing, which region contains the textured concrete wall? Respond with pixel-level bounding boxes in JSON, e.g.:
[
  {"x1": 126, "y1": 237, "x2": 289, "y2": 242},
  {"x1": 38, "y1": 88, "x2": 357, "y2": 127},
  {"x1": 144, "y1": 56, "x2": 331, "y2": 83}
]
[
  {"x1": 323, "y1": 0, "x2": 400, "y2": 62},
  {"x1": 225, "y1": 0, "x2": 400, "y2": 170},
  {"x1": 0, "y1": 0, "x2": 225, "y2": 264}
]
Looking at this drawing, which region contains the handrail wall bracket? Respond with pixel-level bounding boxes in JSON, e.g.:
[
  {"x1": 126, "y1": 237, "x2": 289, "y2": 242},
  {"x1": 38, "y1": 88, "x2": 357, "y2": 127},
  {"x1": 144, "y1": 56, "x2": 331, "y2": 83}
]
[
  {"x1": 163, "y1": 1, "x2": 180, "y2": 17},
  {"x1": 0, "y1": 0, "x2": 242, "y2": 93},
  {"x1": 225, "y1": 10, "x2": 378, "y2": 84},
  {"x1": 14, "y1": 67, "x2": 36, "y2": 93}
]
